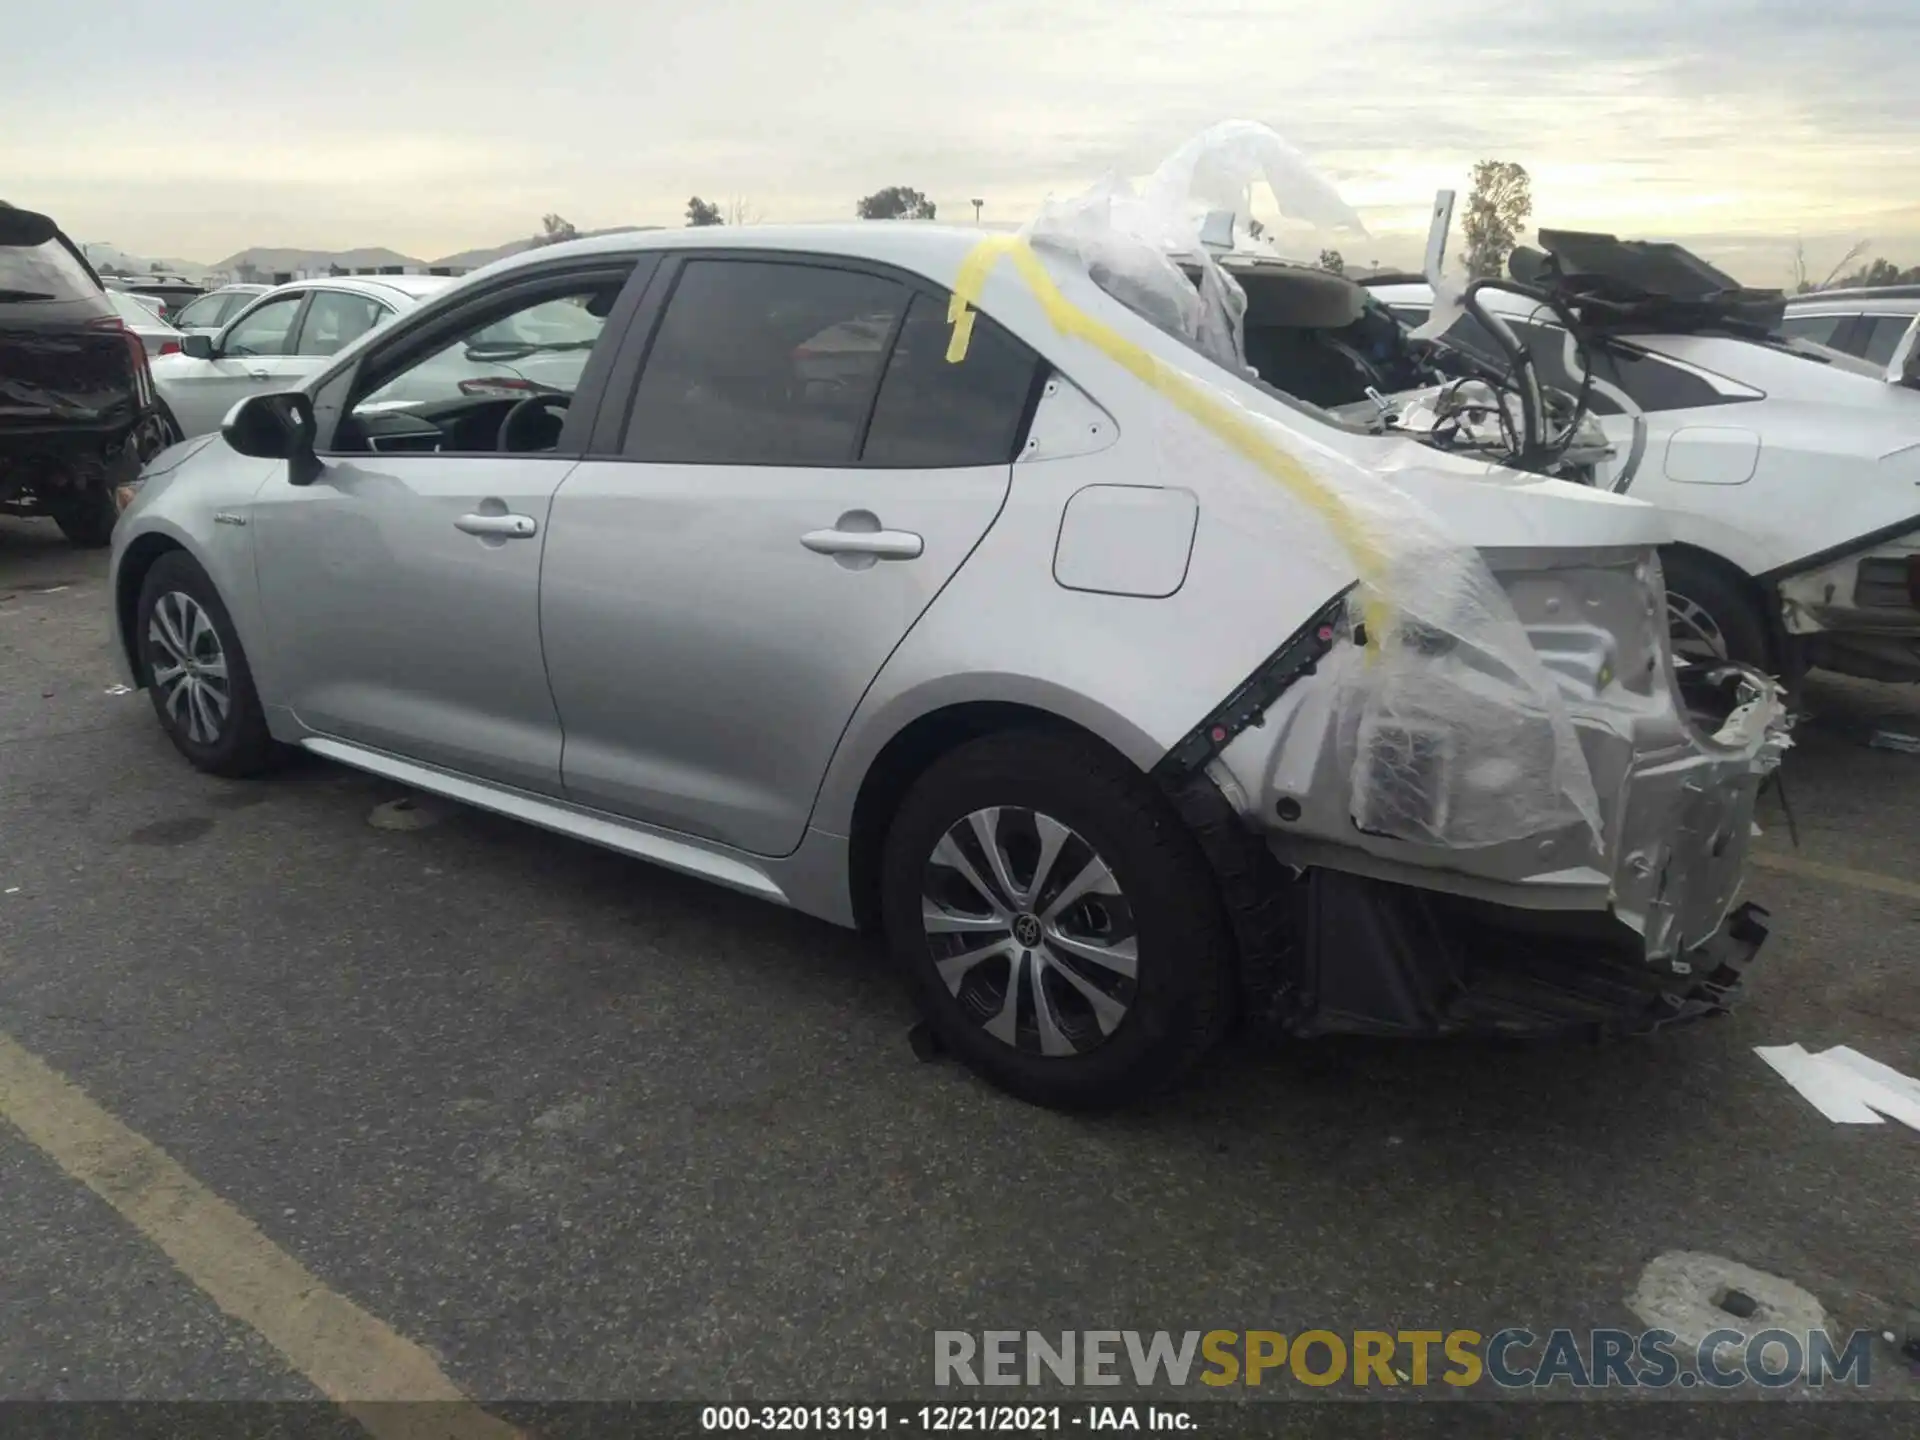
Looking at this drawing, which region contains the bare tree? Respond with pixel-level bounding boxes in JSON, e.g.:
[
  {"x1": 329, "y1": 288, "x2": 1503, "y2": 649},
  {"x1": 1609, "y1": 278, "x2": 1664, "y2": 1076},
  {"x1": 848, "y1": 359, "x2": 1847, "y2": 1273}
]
[
  {"x1": 723, "y1": 196, "x2": 762, "y2": 226},
  {"x1": 1462, "y1": 160, "x2": 1532, "y2": 280}
]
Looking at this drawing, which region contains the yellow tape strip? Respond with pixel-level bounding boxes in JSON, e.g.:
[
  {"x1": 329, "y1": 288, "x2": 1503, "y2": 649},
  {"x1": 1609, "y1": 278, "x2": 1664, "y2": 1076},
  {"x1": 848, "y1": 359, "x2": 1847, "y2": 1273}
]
[{"x1": 947, "y1": 234, "x2": 1391, "y2": 641}]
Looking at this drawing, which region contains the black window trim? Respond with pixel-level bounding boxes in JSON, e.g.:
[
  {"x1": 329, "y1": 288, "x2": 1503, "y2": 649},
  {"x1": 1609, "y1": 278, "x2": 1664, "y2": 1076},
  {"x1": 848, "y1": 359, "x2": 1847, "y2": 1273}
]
[
  {"x1": 308, "y1": 255, "x2": 656, "y2": 459},
  {"x1": 589, "y1": 247, "x2": 1049, "y2": 469}
]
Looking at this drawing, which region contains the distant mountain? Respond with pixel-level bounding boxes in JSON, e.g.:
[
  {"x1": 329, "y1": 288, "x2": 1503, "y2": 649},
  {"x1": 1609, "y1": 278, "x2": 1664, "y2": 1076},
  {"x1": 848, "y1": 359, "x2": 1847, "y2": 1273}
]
[
  {"x1": 80, "y1": 225, "x2": 665, "y2": 284},
  {"x1": 208, "y1": 245, "x2": 424, "y2": 275},
  {"x1": 82, "y1": 241, "x2": 212, "y2": 279},
  {"x1": 431, "y1": 226, "x2": 659, "y2": 273}
]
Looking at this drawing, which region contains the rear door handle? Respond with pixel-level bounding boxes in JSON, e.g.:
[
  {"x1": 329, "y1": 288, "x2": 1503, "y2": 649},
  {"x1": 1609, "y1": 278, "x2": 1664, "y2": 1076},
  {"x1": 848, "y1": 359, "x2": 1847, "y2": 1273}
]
[
  {"x1": 455, "y1": 512, "x2": 539, "y2": 539},
  {"x1": 800, "y1": 527, "x2": 923, "y2": 560}
]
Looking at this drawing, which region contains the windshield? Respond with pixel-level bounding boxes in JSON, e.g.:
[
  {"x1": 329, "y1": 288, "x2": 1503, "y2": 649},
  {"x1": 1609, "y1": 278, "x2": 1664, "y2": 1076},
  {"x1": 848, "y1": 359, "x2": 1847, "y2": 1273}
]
[
  {"x1": 0, "y1": 234, "x2": 98, "y2": 302},
  {"x1": 106, "y1": 289, "x2": 168, "y2": 327}
]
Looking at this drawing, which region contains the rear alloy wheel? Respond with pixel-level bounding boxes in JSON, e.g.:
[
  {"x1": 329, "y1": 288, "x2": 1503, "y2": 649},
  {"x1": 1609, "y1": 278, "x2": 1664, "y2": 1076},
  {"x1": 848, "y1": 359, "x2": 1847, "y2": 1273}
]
[
  {"x1": 135, "y1": 551, "x2": 283, "y2": 777},
  {"x1": 922, "y1": 806, "x2": 1139, "y2": 1058},
  {"x1": 881, "y1": 731, "x2": 1236, "y2": 1110}
]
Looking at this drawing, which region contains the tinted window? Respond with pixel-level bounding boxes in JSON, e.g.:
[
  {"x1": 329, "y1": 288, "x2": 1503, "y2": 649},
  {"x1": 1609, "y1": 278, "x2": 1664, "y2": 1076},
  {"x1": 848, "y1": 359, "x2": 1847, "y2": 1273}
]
[
  {"x1": 223, "y1": 295, "x2": 304, "y2": 356},
  {"x1": 625, "y1": 259, "x2": 906, "y2": 466},
  {"x1": 860, "y1": 293, "x2": 1040, "y2": 466},
  {"x1": 0, "y1": 236, "x2": 98, "y2": 301},
  {"x1": 296, "y1": 290, "x2": 386, "y2": 356},
  {"x1": 1857, "y1": 314, "x2": 1913, "y2": 367},
  {"x1": 1780, "y1": 313, "x2": 1848, "y2": 347}
]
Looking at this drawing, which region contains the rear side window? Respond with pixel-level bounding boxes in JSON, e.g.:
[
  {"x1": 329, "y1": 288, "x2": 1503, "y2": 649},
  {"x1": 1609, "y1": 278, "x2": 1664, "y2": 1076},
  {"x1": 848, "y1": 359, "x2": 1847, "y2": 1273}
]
[
  {"x1": 0, "y1": 237, "x2": 98, "y2": 301},
  {"x1": 1780, "y1": 313, "x2": 1848, "y2": 347},
  {"x1": 296, "y1": 290, "x2": 386, "y2": 356},
  {"x1": 1856, "y1": 314, "x2": 1913, "y2": 367},
  {"x1": 861, "y1": 292, "x2": 1041, "y2": 467},
  {"x1": 625, "y1": 259, "x2": 906, "y2": 466}
]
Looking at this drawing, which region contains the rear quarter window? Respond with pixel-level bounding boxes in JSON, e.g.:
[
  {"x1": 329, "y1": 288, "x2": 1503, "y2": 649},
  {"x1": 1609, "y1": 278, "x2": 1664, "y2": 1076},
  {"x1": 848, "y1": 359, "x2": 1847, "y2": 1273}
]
[{"x1": 859, "y1": 292, "x2": 1041, "y2": 467}]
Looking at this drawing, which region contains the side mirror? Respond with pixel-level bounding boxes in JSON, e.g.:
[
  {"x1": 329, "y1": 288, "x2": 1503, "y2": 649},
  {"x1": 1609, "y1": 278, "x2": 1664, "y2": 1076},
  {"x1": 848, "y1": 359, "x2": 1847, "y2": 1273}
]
[
  {"x1": 222, "y1": 392, "x2": 322, "y2": 485},
  {"x1": 180, "y1": 332, "x2": 215, "y2": 360}
]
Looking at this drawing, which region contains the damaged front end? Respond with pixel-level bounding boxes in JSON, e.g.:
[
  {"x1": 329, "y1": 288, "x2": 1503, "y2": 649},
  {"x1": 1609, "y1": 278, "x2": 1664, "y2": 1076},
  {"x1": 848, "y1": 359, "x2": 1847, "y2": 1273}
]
[
  {"x1": 1160, "y1": 547, "x2": 1790, "y2": 1037},
  {"x1": 1776, "y1": 526, "x2": 1920, "y2": 684}
]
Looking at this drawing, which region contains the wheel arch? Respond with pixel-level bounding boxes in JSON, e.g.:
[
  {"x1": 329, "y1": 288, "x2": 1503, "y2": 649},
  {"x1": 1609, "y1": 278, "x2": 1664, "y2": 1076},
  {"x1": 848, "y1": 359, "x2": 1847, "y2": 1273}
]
[
  {"x1": 843, "y1": 700, "x2": 1152, "y2": 938},
  {"x1": 114, "y1": 531, "x2": 189, "y2": 683},
  {"x1": 1659, "y1": 540, "x2": 1791, "y2": 672}
]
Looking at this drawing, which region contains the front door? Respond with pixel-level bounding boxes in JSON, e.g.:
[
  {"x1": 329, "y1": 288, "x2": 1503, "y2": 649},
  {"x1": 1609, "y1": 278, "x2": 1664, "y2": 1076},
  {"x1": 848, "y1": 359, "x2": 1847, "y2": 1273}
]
[
  {"x1": 540, "y1": 255, "x2": 1042, "y2": 855},
  {"x1": 166, "y1": 290, "x2": 318, "y2": 435},
  {"x1": 251, "y1": 266, "x2": 639, "y2": 795}
]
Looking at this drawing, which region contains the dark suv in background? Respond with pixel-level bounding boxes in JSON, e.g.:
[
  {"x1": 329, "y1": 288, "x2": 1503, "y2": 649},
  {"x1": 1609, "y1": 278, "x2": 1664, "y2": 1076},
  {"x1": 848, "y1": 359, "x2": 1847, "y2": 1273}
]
[{"x1": 1, "y1": 202, "x2": 162, "y2": 546}]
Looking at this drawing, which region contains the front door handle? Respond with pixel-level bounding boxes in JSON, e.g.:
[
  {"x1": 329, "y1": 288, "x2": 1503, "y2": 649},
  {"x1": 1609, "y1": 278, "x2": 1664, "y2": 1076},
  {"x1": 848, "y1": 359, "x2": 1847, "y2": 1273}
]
[
  {"x1": 455, "y1": 512, "x2": 539, "y2": 539},
  {"x1": 247, "y1": 368, "x2": 272, "y2": 381}
]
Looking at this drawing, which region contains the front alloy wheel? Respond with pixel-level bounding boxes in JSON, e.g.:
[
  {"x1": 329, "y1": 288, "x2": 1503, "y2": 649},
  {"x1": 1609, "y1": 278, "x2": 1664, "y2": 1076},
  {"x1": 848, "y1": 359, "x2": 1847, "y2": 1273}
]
[
  {"x1": 922, "y1": 806, "x2": 1138, "y2": 1057},
  {"x1": 148, "y1": 590, "x2": 231, "y2": 744}
]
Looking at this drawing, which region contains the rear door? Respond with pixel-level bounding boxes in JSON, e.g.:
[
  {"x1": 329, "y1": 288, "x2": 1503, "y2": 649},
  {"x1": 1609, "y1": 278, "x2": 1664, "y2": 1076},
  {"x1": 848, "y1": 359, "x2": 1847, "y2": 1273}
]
[{"x1": 540, "y1": 253, "x2": 1043, "y2": 856}]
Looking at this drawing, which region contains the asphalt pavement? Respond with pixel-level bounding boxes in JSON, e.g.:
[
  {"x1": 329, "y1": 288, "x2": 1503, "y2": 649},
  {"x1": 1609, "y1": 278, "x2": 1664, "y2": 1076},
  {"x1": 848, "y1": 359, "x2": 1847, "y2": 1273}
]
[{"x1": 2, "y1": 515, "x2": 1916, "y2": 1428}]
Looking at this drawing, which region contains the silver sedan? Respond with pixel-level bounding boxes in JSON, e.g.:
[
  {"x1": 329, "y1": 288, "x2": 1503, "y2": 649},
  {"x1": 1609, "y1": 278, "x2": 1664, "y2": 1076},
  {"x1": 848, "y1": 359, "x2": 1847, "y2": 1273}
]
[{"x1": 108, "y1": 223, "x2": 1787, "y2": 1109}]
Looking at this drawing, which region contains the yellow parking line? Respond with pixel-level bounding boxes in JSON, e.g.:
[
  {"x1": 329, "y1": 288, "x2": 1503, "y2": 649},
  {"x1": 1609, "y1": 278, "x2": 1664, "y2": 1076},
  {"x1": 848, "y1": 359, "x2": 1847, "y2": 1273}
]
[
  {"x1": 0, "y1": 1029, "x2": 517, "y2": 1440},
  {"x1": 1751, "y1": 850, "x2": 1920, "y2": 903}
]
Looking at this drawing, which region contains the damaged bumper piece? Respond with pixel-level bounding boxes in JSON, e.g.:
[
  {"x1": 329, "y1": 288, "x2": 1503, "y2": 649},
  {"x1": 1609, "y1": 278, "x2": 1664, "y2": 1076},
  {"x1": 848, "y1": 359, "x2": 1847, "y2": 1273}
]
[{"x1": 1163, "y1": 570, "x2": 1792, "y2": 1039}]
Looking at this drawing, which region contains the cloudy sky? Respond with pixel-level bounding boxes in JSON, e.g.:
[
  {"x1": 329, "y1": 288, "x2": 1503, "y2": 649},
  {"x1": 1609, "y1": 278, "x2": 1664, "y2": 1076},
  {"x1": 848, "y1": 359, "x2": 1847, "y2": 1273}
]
[{"x1": 4, "y1": 0, "x2": 1915, "y2": 282}]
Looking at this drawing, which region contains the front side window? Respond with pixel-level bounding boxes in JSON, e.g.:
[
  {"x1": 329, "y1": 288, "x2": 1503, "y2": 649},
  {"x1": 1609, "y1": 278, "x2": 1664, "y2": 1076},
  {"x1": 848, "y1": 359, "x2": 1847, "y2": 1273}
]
[
  {"x1": 354, "y1": 281, "x2": 621, "y2": 415},
  {"x1": 174, "y1": 291, "x2": 232, "y2": 329},
  {"x1": 861, "y1": 292, "x2": 1040, "y2": 467},
  {"x1": 223, "y1": 295, "x2": 305, "y2": 356},
  {"x1": 1780, "y1": 313, "x2": 1848, "y2": 347},
  {"x1": 624, "y1": 259, "x2": 907, "y2": 466},
  {"x1": 296, "y1": 290, "x2": 387, "y2": 356},
  {"x1": 1857, "y1": 314, "x2": 1913, "y2": 367}
]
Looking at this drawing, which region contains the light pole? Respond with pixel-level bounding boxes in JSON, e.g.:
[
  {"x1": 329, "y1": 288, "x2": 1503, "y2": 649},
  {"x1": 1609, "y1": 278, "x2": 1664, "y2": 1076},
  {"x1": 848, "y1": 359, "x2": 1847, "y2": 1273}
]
[{"x1": 971, "y1": 198, "x2": 984, "y2": 225}]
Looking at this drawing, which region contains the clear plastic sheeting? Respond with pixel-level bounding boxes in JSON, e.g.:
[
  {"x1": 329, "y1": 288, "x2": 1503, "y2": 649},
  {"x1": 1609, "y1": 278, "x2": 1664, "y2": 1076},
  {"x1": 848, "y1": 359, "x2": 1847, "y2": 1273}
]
[{"x1": 1002, "y1": 121, "x2": 1604, "y2": 849}]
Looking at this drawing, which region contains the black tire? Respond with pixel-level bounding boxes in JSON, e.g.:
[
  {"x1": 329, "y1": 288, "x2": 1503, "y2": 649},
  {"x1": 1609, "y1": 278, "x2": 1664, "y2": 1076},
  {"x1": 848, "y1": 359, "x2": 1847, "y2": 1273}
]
[
  {"x1": 1660, "y1": 548, "x2": 1774, "y2": 673},
  {"x1": 880, "y1": 731, "x2": 1237, "y2": 1110},
  {"x1": 135, "y1": 551, "x2": 283, "y2": 777},
  {"x1": 47, "y1": 481, "x2": 119, "y2": 548}
]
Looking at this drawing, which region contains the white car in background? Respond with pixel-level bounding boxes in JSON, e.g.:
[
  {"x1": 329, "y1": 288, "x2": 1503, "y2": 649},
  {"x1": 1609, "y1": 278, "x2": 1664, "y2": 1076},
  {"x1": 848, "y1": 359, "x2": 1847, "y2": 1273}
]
[
  {"x1": 168, "y1": 283, "x2": 272, "y2": 335},
  {"x1": 1781, "y1": 288, "x2": 1920, "y2": 378},
  {"x1": 1360, "y1": 246, "x2": 1920, "y2": 688},
  {"x1": 151, "y1": 274, "x2": 602, "y2": 441},
  {"x1": 103, "y1": 288, "x2": 184, "y2": 358},
  {"x1": 152, "y1": 276, "x2": 455, "y2": 440}
]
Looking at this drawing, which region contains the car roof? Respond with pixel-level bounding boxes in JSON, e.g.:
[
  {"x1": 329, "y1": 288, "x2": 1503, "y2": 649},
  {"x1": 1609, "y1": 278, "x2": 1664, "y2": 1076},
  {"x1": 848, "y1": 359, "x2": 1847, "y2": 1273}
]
[
  {"x1": 474, "y1": 223, "x2": 1010, "y2": 283},
  {"x1": 254, "y1": 274, "x2": 457, "y2": 306},
  {"x1": 1786, "y1": 288, "x2": 1920, "y2": 311}
]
